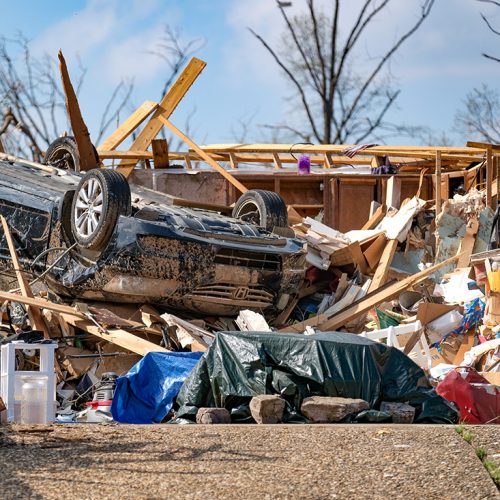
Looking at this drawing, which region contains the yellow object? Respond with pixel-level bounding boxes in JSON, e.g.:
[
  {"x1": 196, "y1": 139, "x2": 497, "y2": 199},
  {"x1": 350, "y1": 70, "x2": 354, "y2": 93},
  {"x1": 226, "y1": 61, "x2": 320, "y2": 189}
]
[{"x1": 487, "y1": 270, "x2": 500, "y2": 292}]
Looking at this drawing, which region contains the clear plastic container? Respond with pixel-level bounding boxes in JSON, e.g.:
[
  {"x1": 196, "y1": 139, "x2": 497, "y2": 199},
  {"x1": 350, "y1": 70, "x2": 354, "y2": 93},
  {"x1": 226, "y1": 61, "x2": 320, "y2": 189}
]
[{"x1": 20, "y1": 375, "x2": 48, "y2": 424}]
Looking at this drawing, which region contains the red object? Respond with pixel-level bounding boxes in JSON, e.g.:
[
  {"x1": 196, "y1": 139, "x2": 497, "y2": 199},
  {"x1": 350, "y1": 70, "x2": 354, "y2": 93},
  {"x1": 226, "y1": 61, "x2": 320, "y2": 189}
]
[
  {"x1": 85, "y1": 400, "x2": 112, "y2": 410},
  {"x1": 436, "y1": 367, "x2": 499, "y2": 424}
]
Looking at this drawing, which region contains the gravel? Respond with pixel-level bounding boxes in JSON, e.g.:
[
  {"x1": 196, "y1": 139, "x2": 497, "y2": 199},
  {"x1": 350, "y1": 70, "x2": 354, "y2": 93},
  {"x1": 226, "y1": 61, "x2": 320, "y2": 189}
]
[{"x1": 1, "y1": 424, "x2": 498, "y2": 499}]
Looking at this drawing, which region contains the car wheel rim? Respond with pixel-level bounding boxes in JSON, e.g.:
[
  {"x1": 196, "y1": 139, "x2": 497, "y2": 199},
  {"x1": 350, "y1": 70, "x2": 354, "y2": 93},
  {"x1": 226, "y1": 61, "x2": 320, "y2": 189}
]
[
  {"x1": 74, "y1": 178, "x2": 103, "y2": 238},
  {"x1": 236, "y1": 200, "x2": 262, "y2": 226}
]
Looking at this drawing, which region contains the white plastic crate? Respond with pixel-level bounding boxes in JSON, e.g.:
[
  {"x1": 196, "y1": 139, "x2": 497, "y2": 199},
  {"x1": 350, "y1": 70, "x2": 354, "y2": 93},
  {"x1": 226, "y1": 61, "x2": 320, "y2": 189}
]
[{"x1": 0, "y1": 342, "x2": 57, "y2": 423}]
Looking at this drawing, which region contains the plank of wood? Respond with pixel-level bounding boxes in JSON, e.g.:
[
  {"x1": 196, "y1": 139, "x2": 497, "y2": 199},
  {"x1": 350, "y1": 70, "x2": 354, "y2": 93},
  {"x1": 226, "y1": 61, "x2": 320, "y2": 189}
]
[
  {"x1": 272, "y1": 152, "x2": 283, "y2": 169},
  {"x1": 386, "y1": 176, "x2": 402, "y2": 209},
  {"x1": 280, "y1": 252, "x2": 462, "y2": 333},
  {"x1": 151, "y1": 139, "x2": 169, "y2": 168},
  {"x1": 159, "y1": 116, "x2": 248, "y2": 194},
  {"x1": 457, "y1": 217, "x2": 479, "y2": 268},
  {"x1": 228, "y1": 152, "x2": 238, "y2": 169},
  {"x1": 118, "y1": 57, "x2": 206, "y2": 177},
  {"x1": 362, "y1": 204, "x2": 386, "y2": 230},
  {"x1": 435, "y1": 151, "x2": 442, "y2": 215},
  {"x1": 362, "y1": 233, "x2": 387, "y2": 270},
  {"x1": 58, "y1": 51, "x2": 98, "y2": 171},
  {"x1": 368, "y1": 239, "x2": 398, "y2": 293},
  {"x1": 486, "y1": 147, "x2": 493, "y2": 209},
  {"x1": 0, "y1": 216, "x2": 50, "y2": 338},
  {"x1": 466, "y1": 141, "x2": 500, "y2": 151},
  {"x1": 97, "y1": 100, "x2": 158, "y2": 152},
  {"x1": 60, "y1": 313, "x2": 168, "y2": 357},
  {"x1": 0, "y1": 290, "x2": 86, "y2": 318}
]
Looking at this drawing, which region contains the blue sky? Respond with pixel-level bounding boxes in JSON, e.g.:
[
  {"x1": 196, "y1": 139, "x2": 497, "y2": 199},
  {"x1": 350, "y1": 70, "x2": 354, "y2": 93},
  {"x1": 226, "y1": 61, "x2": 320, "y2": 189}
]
[{"x1": 3, "y1": 0, "x2": 500, "y2": 146}]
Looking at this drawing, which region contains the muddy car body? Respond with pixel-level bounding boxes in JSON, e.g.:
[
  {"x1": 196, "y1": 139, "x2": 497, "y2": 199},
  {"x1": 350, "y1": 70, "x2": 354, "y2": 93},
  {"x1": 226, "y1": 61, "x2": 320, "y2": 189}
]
[{"x1": 0, "y1": 158, "x2": 306, "y2": 316}]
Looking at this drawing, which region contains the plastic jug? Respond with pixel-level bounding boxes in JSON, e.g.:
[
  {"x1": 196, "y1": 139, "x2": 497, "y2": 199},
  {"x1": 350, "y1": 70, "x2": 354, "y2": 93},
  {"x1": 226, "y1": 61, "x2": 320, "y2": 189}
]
[{"x1": 20, "y1": 375, "x2": 48, "y2": 424}]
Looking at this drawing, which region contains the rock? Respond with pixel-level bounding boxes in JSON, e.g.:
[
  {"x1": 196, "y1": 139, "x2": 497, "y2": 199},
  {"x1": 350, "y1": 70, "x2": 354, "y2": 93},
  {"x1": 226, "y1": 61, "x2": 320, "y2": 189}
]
[
  {"x1": 301, "y1": 396, "x2": 369, "y2": 423},
  {"x1": 250, "y1": 395, "x2": 285, "y2": 424},
  {"x1": 196, "y1": 407, "x2": 231, "y2": 424},
  {"x1": 380, "y1": 402, "x2": 415, "y2": 424}
]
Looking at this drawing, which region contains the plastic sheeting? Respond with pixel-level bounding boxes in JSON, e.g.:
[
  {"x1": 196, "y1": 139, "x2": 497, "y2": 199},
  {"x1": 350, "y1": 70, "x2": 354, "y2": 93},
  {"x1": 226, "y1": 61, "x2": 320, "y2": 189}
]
[
  {"x1": 176, "y1": 331, "x2": 458, "y2": 424},
  {"x1": 111, "y1": 351, "x2": 203, "y2": 424}
]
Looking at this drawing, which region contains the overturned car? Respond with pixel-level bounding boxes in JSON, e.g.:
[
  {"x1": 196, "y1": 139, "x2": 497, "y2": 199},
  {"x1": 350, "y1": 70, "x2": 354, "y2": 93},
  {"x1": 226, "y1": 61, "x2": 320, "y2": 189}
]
[{"x1": 0, "y1": 157, "x2": 306, "y2": 317}]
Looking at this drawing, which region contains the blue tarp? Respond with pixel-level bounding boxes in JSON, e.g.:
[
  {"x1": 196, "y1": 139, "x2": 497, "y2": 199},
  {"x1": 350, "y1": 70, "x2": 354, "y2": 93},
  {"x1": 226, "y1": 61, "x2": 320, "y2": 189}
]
[{"x1": 111, "y1": 351, "x2": 203, "y2": 424}]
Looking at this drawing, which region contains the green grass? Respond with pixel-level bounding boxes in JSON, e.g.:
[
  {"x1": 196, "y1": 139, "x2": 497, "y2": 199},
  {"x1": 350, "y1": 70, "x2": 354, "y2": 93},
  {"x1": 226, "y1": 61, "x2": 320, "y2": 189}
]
[
  {"x1": 462, "y1": 430, "x2": 474, "y2": 444},
  {"x1": 455, "y1": 425, "x2": 499, "y2": 488},
  {"x1": 483, "y1": 460, "x2": 500, "y2": 486}
]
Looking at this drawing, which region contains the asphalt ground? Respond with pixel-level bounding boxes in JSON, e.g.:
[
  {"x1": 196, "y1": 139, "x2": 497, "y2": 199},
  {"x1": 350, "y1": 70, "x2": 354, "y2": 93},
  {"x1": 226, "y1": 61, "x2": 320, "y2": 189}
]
[{"x1": 1, "y1": 423, "x2": 498, "y2": 499}]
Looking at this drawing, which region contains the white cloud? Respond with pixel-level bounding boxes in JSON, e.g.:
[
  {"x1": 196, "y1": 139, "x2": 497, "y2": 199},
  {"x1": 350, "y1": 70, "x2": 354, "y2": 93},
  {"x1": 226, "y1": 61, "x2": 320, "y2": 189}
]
[{"x1": 34, "y1": 0, "x2": 118, "y2": 59}]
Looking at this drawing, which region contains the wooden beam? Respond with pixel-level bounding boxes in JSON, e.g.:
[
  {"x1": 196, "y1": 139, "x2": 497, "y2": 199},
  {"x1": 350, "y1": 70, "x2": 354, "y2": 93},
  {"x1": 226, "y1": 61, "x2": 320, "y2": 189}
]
[
  {"x1": 272, "y1": 152, "x2": 283, "y2": 169},
  {"x1": 324, "y1": 153, "x2": 334, "y2": 169},
  {"x1": 58, "y1": 51, "x2": 98, "y2": 171},
  {"x1": 97, "y1": 100, "x2": 158, "y2": 152},
  {"x1": 280, "y1": 252, "x2": 462, "y2": 333},
  {"x1": 486, "y1": 147, "x2": 493, "y2": 209},
  {"x1": 457, "y1": 217, "x2": 479, "y2": 268},
  {"x1": 159, "y1": 116, "x2": 248, "y2": 194},
  {"x1": 151, "y1": 139, "x2": 169, "y2": 168},
  {"x1": 367, "y1": 239, "x2": 398, "y2": 293},
  {"x1": 0, "y1": 216, "x2": 50, "y2": 338},
  {"x1": 0, "y1": 138, "x2": 4, "y2": 154},
  {"x1": 60, "y1": 314, "x2": 168, "y2": 357},
  {"x1": 435, "y1": 151, "x2": 442, "y2": 215},
  {"x1": 118, "y1": 57, "x2": 207, "y2": 177},
  {"x1": 228, "y1": 153, "x2": 238, "y2": 169},
  {"x1": 466, "y1": 141, "x2": 500, "y2": 151},
  {"x1": 362, "y1": 204, "x2": 386, "y2": 230},
  {"x1": 0, "y1": 290, "x2": 86, "y2": 318},
  {"x1": 386, "y1": 176, "x2": 402, "y2": 209}
]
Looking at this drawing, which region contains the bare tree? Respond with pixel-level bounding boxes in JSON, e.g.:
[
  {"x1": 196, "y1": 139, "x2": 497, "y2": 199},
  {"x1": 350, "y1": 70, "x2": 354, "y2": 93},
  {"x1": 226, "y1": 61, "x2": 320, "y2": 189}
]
[
  {"x1": 479, "y1": 0, "x2": 500, "y2": 62},
  {"x1": 249, "y1": 0, "x2": 435, "y2": 144},
  {"x1": 454, "y1": 1, "x2": 500, "y2": 143},
  {"x1": 0, "y1": 27, "x2": 204, "y2": 160},
  {"x1": 455, "y1": 85, "x2": 500, "y2": 143},
  {"x1": 0, "y1": 35, "x2": 133, "y2": 160}
]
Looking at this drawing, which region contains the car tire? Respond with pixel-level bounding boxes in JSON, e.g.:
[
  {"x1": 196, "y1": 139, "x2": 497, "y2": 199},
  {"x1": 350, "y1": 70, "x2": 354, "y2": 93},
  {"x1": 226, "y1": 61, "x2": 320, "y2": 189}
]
[
  {"x1": 44, "y1": 136, "x2": 99, "y2": 172},
  {"x1": 70, "y1": 169, "x2": 131, "y2": 251},
  {"x1": 232, "y1": 189, "x2": 288, "y2": 230}
]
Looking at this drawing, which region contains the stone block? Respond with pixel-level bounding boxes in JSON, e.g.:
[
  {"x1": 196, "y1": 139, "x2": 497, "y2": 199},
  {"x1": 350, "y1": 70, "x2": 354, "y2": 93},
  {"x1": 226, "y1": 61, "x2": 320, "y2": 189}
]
[
  {"x1": 196, "y1": 407, "x2": 231, "y2": 424},
  {"x1": 250, "y1": 395, "x2": 285, "y2": 424},
  {"x1": 301, "y1": 396, "x2": 369, "y2": 423}
]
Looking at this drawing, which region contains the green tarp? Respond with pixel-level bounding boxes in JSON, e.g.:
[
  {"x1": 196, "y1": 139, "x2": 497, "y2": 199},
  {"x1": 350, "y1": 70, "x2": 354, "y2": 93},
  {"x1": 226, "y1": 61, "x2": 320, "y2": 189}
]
[{"x1": 175, "y1": 331, "x2": 458, "y2": 424}]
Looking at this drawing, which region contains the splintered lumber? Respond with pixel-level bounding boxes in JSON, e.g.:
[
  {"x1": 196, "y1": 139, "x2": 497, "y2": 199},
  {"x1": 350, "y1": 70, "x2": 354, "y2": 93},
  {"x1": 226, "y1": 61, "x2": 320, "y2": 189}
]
[
  {"x1": 161, "y1": 313, "x2": 213, "y2": 352},
  {"x1": 362, "y1": 204, "x2": 386, "y2": 230},
  {"x1": 486, "y1": 147, "x2": 493, "y2": 209},
  {"x1": 118, "y1": 57, "x2": 206, "y2": 177},
  {"x1": 159, "y1": 116, "x2": 248, "y2": 194},
  {"x1": 0, "y1": 216, "x2": 50, "y2": 338},
  {"x1": 151, "y1": 138, "x2": 170, "y2": 168},
  {"x1": 58, "y1": 51, "x2": 98, "y2": 171},
  {"x1": 367, "y1": 239, "x2": 398, "y2": 293},
  {"x1": 457, "y1": 217, "x2": 479, "y2": 268},
  {"x1": 0, "y1": 290, "x2": 86, "y2": 319},
  {"x1": 435, "y1": 151, "x2": 442, "y2": 215},
  {"x1": 280, "y1": 252, "x2": 462, "y2": 333},
  {"x1": 60, "y1": 313, "x2": 168, "y2": 356},
  {"x1": 97, "y1": 100, "x2": 158, "y2": 152}
]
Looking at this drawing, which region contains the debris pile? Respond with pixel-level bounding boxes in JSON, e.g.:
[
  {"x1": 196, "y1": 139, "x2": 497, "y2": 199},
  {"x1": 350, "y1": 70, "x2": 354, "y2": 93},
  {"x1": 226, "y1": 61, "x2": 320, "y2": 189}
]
[{"x1": 0, "y1": 55, "x2": 498, "y2": 426}]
